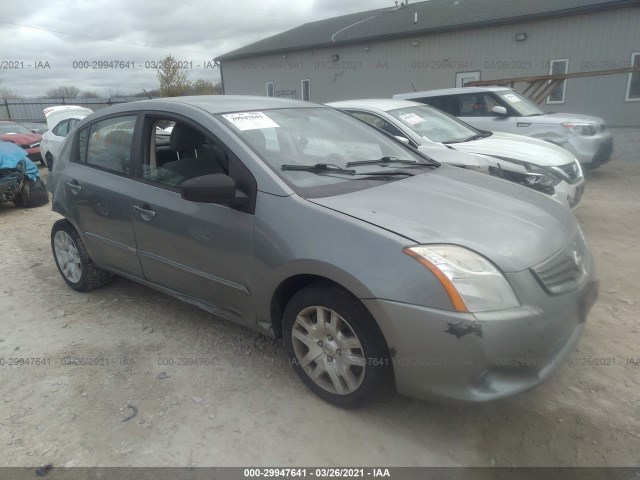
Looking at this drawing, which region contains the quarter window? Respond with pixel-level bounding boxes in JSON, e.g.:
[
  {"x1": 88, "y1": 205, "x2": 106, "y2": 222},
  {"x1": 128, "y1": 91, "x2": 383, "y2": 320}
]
[
  {"x1": 547, "y1": 59, "x2": 569, "y2": 104},
  {"x1": 625, "y1": 52, "x2": 640, "y2": 101},
  {"x1": 80, "y1": 115, "x2": 136, "y2": 174},
  {"x1": 52, "y1": 120, "x2": 69, "y2": 137}
]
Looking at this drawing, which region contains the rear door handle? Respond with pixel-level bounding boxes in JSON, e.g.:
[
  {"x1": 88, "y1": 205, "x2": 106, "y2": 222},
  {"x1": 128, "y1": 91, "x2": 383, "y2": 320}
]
[
  {"x1": 133, "y1": 204, "x2": 156, "y2": 220},
  {"x1": 65, "y1": 180, "x2": 82, "y2": 194}
]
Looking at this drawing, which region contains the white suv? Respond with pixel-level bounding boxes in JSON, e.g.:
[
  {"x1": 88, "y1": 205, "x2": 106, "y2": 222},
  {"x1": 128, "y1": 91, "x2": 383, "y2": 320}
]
[{"x1": 394, "y1": 87, "x2": 613, "y2": 170}]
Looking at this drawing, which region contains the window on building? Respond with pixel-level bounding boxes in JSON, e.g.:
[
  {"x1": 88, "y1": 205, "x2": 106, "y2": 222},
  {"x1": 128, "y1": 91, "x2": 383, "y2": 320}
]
[
  {"x1": 301, "y1": 79, "x2": 311, "y2": 101},
  {"x1": 266, "y1": 82, "x2": 275, "y2": 97},
  {"x1": 625, "y1": 52, "x2": 640, "y2": 101},
  {"x1": 547, "y1": 59, "x2": 569, "y2": 104}
]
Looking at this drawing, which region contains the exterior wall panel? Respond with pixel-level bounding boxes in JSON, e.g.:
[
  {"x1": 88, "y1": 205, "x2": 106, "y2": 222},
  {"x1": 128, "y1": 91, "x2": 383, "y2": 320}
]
[{"x1": 221, "y1": 6, "x2": 640, "y2": 126}]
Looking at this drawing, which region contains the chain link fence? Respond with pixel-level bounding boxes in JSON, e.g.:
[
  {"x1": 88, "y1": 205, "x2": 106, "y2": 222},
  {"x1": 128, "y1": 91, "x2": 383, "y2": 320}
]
[{"x1": 0, "y1": 97, "x2": 148, "y2": 123}]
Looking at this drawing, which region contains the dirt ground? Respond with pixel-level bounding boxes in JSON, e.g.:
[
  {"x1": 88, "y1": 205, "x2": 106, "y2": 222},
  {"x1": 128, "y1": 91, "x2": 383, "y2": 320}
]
[{"x1": 1, "y1": 129, "x2": 639, "y2": 468}]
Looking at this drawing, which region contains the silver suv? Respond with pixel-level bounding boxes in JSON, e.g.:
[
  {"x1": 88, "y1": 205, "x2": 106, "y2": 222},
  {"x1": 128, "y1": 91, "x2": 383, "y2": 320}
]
[{"x1": 394, "y1": 87, "x2": 614, "y2": 170}]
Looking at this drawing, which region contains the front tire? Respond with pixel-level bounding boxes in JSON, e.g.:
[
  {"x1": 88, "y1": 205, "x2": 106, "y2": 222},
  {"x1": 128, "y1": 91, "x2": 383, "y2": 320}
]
[
  {"x1": 51, "y1": 219, "x2": 112, "y2": 292},
  {"x1": 283, "y1": 283, "x2": 391, "y2": 408}
]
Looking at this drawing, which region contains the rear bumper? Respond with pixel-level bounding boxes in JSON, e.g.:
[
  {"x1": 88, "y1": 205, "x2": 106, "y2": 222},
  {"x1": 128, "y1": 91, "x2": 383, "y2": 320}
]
[{"x1": 364, "y1": 269, "x2": 598, "y2": 403}]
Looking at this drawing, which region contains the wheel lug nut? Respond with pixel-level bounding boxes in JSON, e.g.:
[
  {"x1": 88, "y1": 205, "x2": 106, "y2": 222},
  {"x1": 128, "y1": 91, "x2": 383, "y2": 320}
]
[
  {"x1": 336, "y1": 349, "x2": 341, "y2": 356},
  {"x1": 327, "y1": 356, "x2": 333, "y2": 363},
  {"x1": 317, "y1": 341, "x2": 323, "y2": 347},
  {"x1": 327, "y1": 335, "x2": 332, "y2": 341}
]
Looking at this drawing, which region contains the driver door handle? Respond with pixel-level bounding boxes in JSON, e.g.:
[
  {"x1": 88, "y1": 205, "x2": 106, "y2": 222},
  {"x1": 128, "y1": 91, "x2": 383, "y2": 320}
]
[
  {"x1": 65, "y1": 180, "x2": 82, "y2": 194},
  {"x1": 133, "y1": 204, "x2": 156, "y2": 220}
]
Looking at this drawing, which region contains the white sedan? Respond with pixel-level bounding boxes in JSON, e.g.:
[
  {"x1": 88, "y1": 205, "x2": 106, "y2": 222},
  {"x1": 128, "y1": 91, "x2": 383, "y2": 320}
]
[
  {"x1": 41, "y1": 106, "x2": 93, "y2": 170},
  {"x1": 327, "y1": 99, "x2": 585, "y2": 209}
]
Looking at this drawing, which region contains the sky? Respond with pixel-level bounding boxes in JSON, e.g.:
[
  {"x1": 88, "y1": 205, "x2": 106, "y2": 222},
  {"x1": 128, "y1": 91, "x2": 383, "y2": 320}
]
[{"x1": 0, "y1": 0, "x2": 398, "y2": 98}]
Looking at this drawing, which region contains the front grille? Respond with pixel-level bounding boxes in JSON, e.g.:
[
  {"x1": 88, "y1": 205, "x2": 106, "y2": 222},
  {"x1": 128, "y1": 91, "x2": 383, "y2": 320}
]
[
  {"x1": 555, "y1": 161, "x2": 582, "y2": 183},
  {"x1": 532, "y1": 231, "x2": 588, "y2": 295}
]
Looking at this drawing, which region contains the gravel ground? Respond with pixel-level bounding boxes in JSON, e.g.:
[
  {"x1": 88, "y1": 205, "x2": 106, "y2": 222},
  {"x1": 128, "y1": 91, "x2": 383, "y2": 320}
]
[{"x1": 0, "y1": 129, "x2": 639, "y2": 468}]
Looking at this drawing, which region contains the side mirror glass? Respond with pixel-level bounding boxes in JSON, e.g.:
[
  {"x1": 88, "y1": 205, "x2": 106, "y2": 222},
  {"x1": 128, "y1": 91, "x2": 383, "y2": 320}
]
[{"x1": 181, "y1": 173, "x2": 247, "y2": 206}]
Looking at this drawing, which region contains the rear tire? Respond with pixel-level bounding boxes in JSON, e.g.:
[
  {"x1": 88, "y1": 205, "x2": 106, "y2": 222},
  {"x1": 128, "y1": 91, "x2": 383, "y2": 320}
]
[
  {"x1": 51, "y1": 219, "x2": 112, "y2": 292},
  {"x1": 45, "y1": 153, "x2": 54, "y2": 172},
  {"x1": 283, "y1": 282, "x2": 391, "y2": 408}
]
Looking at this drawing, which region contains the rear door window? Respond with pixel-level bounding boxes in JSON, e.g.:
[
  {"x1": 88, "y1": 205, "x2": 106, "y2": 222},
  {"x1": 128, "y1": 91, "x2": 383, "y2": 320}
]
[{"x1": 78, "y1": 115, "x2": 137, "y2": 174}]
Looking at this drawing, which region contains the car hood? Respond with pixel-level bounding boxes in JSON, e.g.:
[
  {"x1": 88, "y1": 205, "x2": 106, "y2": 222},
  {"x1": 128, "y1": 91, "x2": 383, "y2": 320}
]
[
  {"x1": 0, "y1": 133, "x2": 41, "y2": 146},
  {"x1": 450, "y1": 132, "x2": 576, "y2": 167},
  {"x1": 416, "y1": 145, "x2": 494, "y2": 168},
  {"x1": 44, "y1": 106, "x2": 93, "y2": 130},
  {"x1": 309, "y1": 166, "x2": 577, "y2": 272},
  {"x1": 524, "y1": 112, "x2": 605, "y2": 125}
]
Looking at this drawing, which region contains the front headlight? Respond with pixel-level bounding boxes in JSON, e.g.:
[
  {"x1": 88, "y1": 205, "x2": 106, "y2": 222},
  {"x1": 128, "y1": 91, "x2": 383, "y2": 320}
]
[
  {"x1": 526, "y1": 164, "x2": 562, "y2": 188},
  {"x1": 550, "y1": 159, "x2": 583, "y2": 183},
  {"x1": 562, "y1": 123, "x2": 599, "y2": 136},
  {"x1": 403, "y1": 245, "x2": 520, "y2": 313}
]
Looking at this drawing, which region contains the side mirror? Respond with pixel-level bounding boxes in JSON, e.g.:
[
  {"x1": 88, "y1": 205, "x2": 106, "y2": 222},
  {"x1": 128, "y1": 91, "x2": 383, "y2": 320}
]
[
  {"x1": 181, "y1": 173, "x2": 247, "y2": 206},
  {"x1": 491, "y1": 106, "x2": 508, "y2": 116},
  {"x1": 394, "y1": 136, "x2": 410, "y2": 145}
]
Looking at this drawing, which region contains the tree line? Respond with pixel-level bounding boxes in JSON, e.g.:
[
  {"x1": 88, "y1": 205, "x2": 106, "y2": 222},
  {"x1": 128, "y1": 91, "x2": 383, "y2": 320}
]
[{"x1": 0, "y1": 55, "x2": 221, "y2": 99}]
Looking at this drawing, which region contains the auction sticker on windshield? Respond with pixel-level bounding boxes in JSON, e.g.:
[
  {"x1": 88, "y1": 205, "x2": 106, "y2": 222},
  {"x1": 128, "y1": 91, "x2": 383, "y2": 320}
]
[
  {"x1": 399, "y1": 112, "x2": 425, "y2": 125},
  {"x1": 222, "y1": 112, "x2": 280, "y2": 130},
  {"x1": 503, "y1": 93, "x2": 521, "y2": 103}
]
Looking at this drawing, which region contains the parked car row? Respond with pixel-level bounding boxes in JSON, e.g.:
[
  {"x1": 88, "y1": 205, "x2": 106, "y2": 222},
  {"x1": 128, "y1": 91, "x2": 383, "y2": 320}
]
[{"x1": 47, "y1": 95, "x2": 599, "y2": 408}]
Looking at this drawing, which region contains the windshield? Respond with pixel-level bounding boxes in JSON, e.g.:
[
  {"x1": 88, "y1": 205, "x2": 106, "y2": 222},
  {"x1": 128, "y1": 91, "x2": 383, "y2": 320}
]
[
  {"x1": 386, "y1": 105, "x2": 479, "y2": 143},
  {"x1": 218, "y1": 107, "x2": 432, "y2": 196},
  {"x1": 495, "y1": 90, "x2": 547, "y2": 116},
  {"x1": 0, "y1": 123, "x2": 33, "y2": 135}
]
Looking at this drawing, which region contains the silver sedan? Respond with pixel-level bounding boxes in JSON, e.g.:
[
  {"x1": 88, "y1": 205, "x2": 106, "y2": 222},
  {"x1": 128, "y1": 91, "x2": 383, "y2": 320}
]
[{"x1": 48, "y1": 96, "x2": 599, "y2": 407}]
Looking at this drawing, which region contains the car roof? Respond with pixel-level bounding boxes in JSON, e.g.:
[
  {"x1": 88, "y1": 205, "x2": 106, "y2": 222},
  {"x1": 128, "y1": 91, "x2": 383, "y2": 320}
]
[
  {"x1": 99, "y1": 95, "x2": 323, "y2": 116},
  {"x1": 327, "y1": 99, "x2": 427, "y2": 112},
  {"x1": 394, "y1": 86, "x2": 512, "y2": 99}
]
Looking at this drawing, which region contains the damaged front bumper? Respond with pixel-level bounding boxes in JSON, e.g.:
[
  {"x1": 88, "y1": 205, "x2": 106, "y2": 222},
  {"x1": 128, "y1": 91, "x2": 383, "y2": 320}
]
[
  {"x1": 0, "y1": 167, "x2": 25, "y2": 203},
  {"x1": 363, "y1": 268, "x2": 599, "y2": 403}
]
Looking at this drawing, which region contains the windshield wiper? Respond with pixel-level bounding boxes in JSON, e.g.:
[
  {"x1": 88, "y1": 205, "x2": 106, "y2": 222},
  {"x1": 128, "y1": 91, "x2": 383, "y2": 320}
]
[
  {"x1": 346, "y1": 156, "x2": 416, "y2": 167},
  {"x1": 281, "y1": 163, "x2": 356, "y2": 174},
  {"x1": 356, "y1": 170, "x2": 416, "y2": 177},
  {"x1": 459, "y1": 133, "x2": 491, "y2": 142}
]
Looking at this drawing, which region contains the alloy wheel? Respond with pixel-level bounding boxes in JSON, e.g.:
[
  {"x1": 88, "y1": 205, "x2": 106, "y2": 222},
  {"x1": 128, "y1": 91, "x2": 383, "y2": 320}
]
[{"x1": 291, "y1": 306, "x2": 366, "y2": 395}]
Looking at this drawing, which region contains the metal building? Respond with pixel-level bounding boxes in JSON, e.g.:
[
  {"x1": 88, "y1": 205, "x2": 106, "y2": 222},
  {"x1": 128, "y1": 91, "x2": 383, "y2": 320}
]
[{"x1": 216, "y1": 0, "x2": 640, "y2": 126}]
